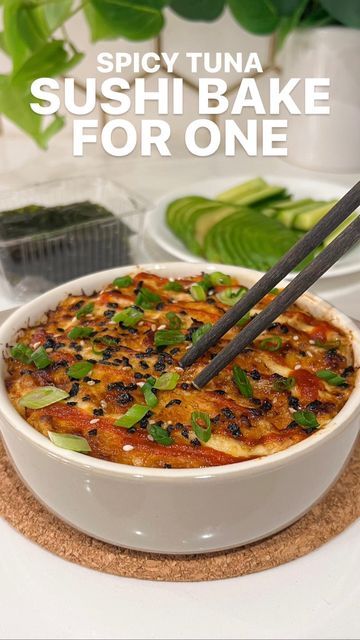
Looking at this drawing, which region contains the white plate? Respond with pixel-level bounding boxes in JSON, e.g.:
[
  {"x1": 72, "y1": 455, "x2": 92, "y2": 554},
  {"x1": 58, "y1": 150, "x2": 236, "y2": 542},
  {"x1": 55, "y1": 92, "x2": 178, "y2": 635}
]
[{"x1": 145, "y1": 174, "x2": 359, "y2": 279}]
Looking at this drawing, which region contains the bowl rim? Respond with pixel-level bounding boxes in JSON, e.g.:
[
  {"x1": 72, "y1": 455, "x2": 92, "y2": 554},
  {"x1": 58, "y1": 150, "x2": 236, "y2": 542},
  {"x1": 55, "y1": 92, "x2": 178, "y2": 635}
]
[{"x1": 0, "y1": 261, "x2": 359, "y2": 480}]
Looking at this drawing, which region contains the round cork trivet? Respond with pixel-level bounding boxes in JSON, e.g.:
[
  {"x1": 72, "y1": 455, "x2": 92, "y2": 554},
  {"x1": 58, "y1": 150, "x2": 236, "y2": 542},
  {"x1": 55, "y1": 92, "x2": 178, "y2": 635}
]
[{"x1": 0, "y1": 439, "x2": 359, "y2": 582}]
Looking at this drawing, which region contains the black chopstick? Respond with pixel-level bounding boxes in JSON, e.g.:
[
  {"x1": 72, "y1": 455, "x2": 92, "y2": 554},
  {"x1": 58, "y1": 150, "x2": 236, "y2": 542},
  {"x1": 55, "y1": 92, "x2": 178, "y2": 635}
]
[
  {"x1": 181, "y1": 180, "x2": 360, "y2": 370},
  {"x1": 192, "y1": 214, "x2": 360, "y2": 388}
]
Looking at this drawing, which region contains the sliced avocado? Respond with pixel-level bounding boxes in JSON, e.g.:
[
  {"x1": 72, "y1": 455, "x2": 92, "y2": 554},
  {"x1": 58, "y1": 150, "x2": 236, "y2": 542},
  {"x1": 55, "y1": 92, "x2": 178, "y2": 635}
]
[{"x1": 194, "y1": 203, "x2": 238, "y2": 246}]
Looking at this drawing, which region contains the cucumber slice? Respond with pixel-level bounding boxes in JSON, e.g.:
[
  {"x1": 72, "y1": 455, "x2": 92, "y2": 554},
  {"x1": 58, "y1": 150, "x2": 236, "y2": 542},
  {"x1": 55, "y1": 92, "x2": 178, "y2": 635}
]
[
  {"x1": 217, "y1": 177, "x2": 267, "y2": 203},
  {"x1": 323, "y1": 213, "x2": 358, "y2": 247},
  {"x1": 293, "y1": 200, "x2": 337, "y2": 231}
]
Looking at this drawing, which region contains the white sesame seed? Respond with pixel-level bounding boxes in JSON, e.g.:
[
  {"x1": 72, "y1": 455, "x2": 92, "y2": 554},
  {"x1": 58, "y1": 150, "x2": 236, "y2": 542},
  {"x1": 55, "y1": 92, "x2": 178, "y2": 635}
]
[
  {"x1": 90, "y1": 418, "x2": 99, "y2": 424},
  {"x1": 138, "y1": 321, "x2": 144, "y2": 326},
  {"x1": 137, "y1": 381, "x2": 145, "y2": 387},
  {"x1": 307, "y1": 351, "x2": 313, "y2": 357},
  {"x1": 151, "y1": 324, "x2": 157, "y2": 331},
  {"x1": 46, "y1": 348, "x2": 53, "y2": 353},
  {"x1": 185, "y1": 345, "x2": 192, "y2": 350},
  {"x1": 108, "y1": 321, "x2": 116, "y2": 325},
  {"x1": 309, "y1": 339, "x2": 315, "y2": 344},
  {"x1": 123, "y1": 444, "x2": 134, "y2": 452},
  {"x1": 158, "y1": 324, "x2": 166, "y2": 330},
  {"x1": 293, "y1": 335, "x2": 299, "y2": 341},
  {"x1": 33, "y1": 341, "x2": 41, "y2": 349},
  {"x1": 100, "y1": 400, "x2": 107, "y2": 408},
  {"x1": 147, "y1": 434, "x2": 154, "y2": 442},
  {"x1": 169, "y1": 277, "x2": 174, "y2": 282},
  {"x1": 71, "y1": 317, "x2": 77, "y2": 323},
  {"x1": 87, "y1": 380, "x2": 95, "y2": 386},
  {"x1": 294, "y1": 364, "x2": 301, "y2": 370},
  {"x1": 149, "y1": 419, "x2": 156, "y2": 424},
  {"x1": 289, "y1": 407, "x2": 296, "y2": 413}
]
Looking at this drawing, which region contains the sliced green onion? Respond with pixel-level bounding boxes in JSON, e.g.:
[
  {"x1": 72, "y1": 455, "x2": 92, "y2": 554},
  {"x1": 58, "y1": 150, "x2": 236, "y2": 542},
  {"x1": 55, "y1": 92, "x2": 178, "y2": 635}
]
[
  {"x1": 19, "y1": 386, "x2": 69, "y2": 409},
  {"x1": 141, "y1": 377, "x2": 158, "y2": 408},
  {"x1": 135, "y1": 287, "x2": 161, "y2": 309},
  {"x1": 190, "y1": 283, "x2": 207, "y2": 301},
  {"x1": 314, "y1": 339, "x2": 341, "y2": 350},
  {"x1": 48, "y1": 432, "x2": 91, "y2": 453},
  {"x1": 67, "y1": 361, "x2": 93, "y2": 379},
  {"x1": 147, "y1": 423, "x2": 173, "y2": 446},
  {"x1": 163, "y1": 281, "x2": 184, "y2": 292},
  {"x1": 233, "y1": 365, "x2": 253, "y2": 398},
  {"x1": 154, "y1": 330, "x2": 185, "y2": 348},
  {"x1": 166, "y1": 311, "x2": 182, "y2": 330},
  {"x1": 259, "y1": 336, "x2": 283, "y2": 351},
  {"x1": 101, "y1": 336, "x2": 118, "y2": 346},
  {"x1": 293, "y1": 410, "x2": 319, "y2": 431},
  {"x1": 209, "y1": 271, "x2": 232, "y2": 286},
  {"x1": 191, "y1": 411, "x2": 212, "y2": 443},
  {"x1": 115, "y1": 404, "x2": 149, "y2": 428},
  {"x1": 237, "y1": 312, "x2": 252, "y2": 327},
  {"x1": 112, "y1": 275, "x2": 133, "y2": 288},
  {"x1": 76, "y1": 302, "x2": 94, "y2": 319},
  {"x1": 31, "y1": 346, "x2": 52, "y2": 369},
  {"x1": 192, "y1": 323, "x2": 212, "y2": 345},
  {"x1": 273, "y1": 376, "x2": 296, "y2": 392},
  {"x1": 316, "y1": 370, "x2": 347, "y2": 386},
  {"x1": 113, "y1": 306, "x2": 144, "y2": 327},
  {"x1": 10, "y1": 343, "x2": 33, "y2": 365},
  {"x1": 216, "y1": 287, "x2": 248, "y2": 306},
  {"x1": 153, "y1": 372, "x2": 180, "y2": 391},
  {"x1": 68, "y1": 326, "x2": 94, "y2": 339},
  {"x1": 270, "y1": 288, "x2": 280, "y2": 295}
]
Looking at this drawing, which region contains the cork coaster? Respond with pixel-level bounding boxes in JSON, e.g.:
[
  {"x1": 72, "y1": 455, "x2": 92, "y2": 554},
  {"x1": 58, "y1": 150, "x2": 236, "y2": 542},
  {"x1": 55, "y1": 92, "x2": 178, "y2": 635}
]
[{"x1": 0, "y1": 439, "x2": 359, "y2": 582}]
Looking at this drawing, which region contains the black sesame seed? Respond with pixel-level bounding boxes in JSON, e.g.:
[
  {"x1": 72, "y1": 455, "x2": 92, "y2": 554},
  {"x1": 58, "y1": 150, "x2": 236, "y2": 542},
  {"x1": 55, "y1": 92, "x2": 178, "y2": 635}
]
[
  {"x1": 154, "y1": 361, "x2": 166, "y2": 372},
  {"x1": 191, "y1": 438, "x2": 201, "y2": 447},
  {"x1": 82, "y1": 395, "x2": 91, "y2": 401},
  {"x1": 87, "y1": 359, "x2": 97, "y2": 364},
  {"x1": 93, "y1": 408, "x2": 104, "y2": 416},
  {"x1": 165, "y1": 399, "x2": 181, "y2": 408},
  {"x1": 134, "y1": 372, "x2": 144, "y2": 379},
  {"x1": 228, "y1": 423, "x2": 242, "y2": 438},
  {"x1": 104, "y1": 309, "x2": 115, "y2": 318},
  {"x1": 214, "y1": 389, "x2": 226, "y2": 395},
  {"x1": 107, "y1": 381, "x2": 125, "y2": 391},
  {"x1": 139, "y1": 360, "x2": 149, "y2": 370},
  {"x1": 88, "y1": 428, "x2": 98, "y2": 436},
  {"x1": 128, "y1": 426, "x2": 136, "y2": 433},
  {"x1": 43, "y1": 337, "x2": 57, "y2": 349},
  {"x1": 117, "y1": 392, "x2": 134, "y2": 405},
  {"x1": 343, "y1": 366, "x2": 354, "y2": 377},
  {"x1": 69, "y1": 382, "x2": 80, "y2": 397},
  {"x1": 181, "y1": 382, "x2": 190, "y2": 390},
  {"x1": 139, "y1": 417, "x2": 149, "y2": 429},
  {"x1": 66, "y1": 401, "x2": 77, "y2": 406},
  {"x1": 181, "y1": 427, "x2": 189, "y2": 439},
  {"x1": 75, "y1": 354, "x2": 83, "y2": 361},
  {"x1": 261, "y1": 399, "x2": 272, "y2": 412},
  {"x1": 280, "y1": 325, "x2": 289, "y2": 334},
  {"x1": 170, "y1": 347, "x2": 180, "y2": 355},
  {"x1": 288, "y1": 396, "x2": 300, "y2": 410},
  {"x1": 286, "y1": 421, "x2": 298, "y2": 430},
  {"x1": 250, "y1": 397, "x2": 261, "y2": 406},
  {"x1": 156, "y1": 302, "x2": 164, "y2": 310},
  {"x1": 222, "y1": 407, "x2": 235, "y2": 420},
  {"x1": 164, "y1": 463, "x2": 172, "y2": 468},
  {"x1": 107, "y1": 302, "x2": 119, "y2": 309},
  {"x1": 249, "y1": 369, "x2": 261, "y2": 381}
]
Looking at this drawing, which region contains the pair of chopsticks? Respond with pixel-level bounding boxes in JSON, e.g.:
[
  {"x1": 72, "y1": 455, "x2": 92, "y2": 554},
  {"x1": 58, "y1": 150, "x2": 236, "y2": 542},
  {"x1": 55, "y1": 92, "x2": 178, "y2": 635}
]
[{"x1": 181, "y1": 180, "x2": 360, "y2": 388}]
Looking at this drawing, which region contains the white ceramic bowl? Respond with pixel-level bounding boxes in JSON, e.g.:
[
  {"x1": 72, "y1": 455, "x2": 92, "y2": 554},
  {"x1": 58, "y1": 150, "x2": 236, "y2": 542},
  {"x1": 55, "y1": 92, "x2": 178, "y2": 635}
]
[{"x1": 0, "y1": 263, "x2": 359, "y2": 555}]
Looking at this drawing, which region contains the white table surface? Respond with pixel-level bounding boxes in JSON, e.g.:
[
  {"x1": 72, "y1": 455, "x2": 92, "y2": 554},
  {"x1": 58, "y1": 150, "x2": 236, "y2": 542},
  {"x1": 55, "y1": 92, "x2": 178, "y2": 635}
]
[{"x1": 0, "y1": 149, "x2": 359, "y2": 640}]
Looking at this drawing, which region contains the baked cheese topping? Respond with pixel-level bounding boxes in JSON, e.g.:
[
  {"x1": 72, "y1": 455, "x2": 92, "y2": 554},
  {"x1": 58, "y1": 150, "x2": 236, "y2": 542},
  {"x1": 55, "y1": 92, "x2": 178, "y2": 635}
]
[{"x1": 5, "y1": 271, "x2": 356, "y2": 468}]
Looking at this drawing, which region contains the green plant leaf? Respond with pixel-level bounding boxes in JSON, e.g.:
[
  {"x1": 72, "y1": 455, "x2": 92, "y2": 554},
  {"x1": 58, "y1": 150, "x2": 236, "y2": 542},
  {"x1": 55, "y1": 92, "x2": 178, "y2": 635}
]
[
  {"x1": 275, "y1": 0, "x2": 309, "y2": 48},
  {"x1": 170, "y1": 0, "x2": 225, "y2": 21},
  {"x1": 271, "y1": 0, "x2": 306, "y2": 16},
  {"x1": 228, "y1": 0, "x2": 280, "y2": 34},
  {"x1": 43, "y1": 0, "x2": 74, "y2": 31},
  {"x1": 0, "y1": 74, "x2": 64, "y2": 148},
  {"x1": 3, "y1": 0, "x2": 50, "y2": 70},
  {"x1": 319, "y1": 0, "x2": 360, "y2": 28},
  {"x1": 85, "y1": 0, "x2": 166, "y2": 42},
  {"x1": 11, "y1": 40, "x2": 83, "y2": 85}
]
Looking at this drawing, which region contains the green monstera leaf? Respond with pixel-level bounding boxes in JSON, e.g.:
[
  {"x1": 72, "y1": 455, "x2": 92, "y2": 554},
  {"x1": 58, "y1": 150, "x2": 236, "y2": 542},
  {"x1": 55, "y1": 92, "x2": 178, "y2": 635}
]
[
  {"x1": 228, "y1": 0, "x2": 280, "y2": 34},
  {"x1": 85, "y1": 0, "x2": 166, "y2": 42},
  {"x1": 170, "y1": 0, "x2": 225, "y2": 21},
  {"x1": 320, "y1": 0, "x2": 360, "y2": 28}
]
